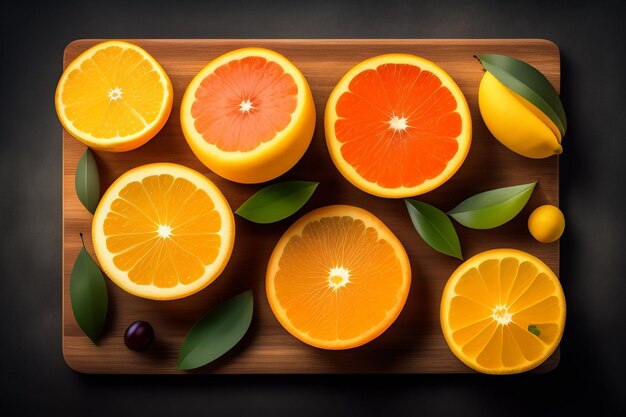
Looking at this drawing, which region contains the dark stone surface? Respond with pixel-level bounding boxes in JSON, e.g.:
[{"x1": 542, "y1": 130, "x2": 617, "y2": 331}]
[{"x1": 1, "y1": 0, "x2": 624, "y2": 415}]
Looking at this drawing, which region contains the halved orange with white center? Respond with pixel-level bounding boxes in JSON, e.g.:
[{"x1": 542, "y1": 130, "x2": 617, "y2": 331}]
[
  {"x1": 92, "y1": 163, "x2": 235, "y2": 300},
  {"x1": 181, "y1": 48, "x2": 316, "y2": 184},
  {"x1": 266, "y1": 205, "x2": 411, "y2": 349},
  {"x1": 55, "y1": 41, "x2": 173, "y2": 152},
  {"x1": 325, "y1": 54, "x2": 471, "y2": 198},
  {"x1": 440, "y1": 249, "x2": 566, "y2": 374}
]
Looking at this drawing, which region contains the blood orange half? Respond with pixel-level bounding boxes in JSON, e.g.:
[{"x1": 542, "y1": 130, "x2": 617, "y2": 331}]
[
  {"x1": 181, "y1": 48, "x2": 316, "y2": 184},
  {"x1": 325, "y1": 54, "x2": 472, "y2": 198}
]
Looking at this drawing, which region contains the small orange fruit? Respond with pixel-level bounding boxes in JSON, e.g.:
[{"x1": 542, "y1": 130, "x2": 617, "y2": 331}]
[
  {"x1": 440, "y1": 249, "x2": 566, "y2": 374},
  {"x1": 181, "y1": 48, "x2": 316, "y2": 184},
  {"x1": 92, "y1": 163, "x2": 235, "y2": 300},
  {"x1": 266, "y1": 205, "x2": 411, "y2": 349},
  {"x1": 528, "y1": 205, "x2": 565, "y2": 243},
  {"x1": 325, "y1": 54, "x2": 471, "y2": 198},
  {"x1": 55, "y1": 41, "x2": 173, "y2": 152}
]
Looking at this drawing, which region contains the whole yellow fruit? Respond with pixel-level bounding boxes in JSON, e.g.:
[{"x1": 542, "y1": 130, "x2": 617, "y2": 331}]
[
  {"x1": 478, "y1": 71, "x2": 563, "y2": 158},
  {"x1": 528, "y1": 205, "x2": 565, "y2": 243}
]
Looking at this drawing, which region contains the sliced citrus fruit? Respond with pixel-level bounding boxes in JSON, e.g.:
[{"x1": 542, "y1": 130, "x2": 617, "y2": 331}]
[
  {"x1": 92, "y1": 163, "x2": 235, "y2": 300},
  {"x1": 325, "y1": 54, "x2": 471, "y2": 198},
  {"x1": 181, "y1": 47, "x2": 316, "y2": 184},
  {"x1": 440, "y1": 249, "x2": 566, "y2": 374},
  {"x1": 266, "y1": 205, "x2": 411, "y2": 349},
  {"x1": 55, "y1": 41, "x2": 173, "y2": 152}
]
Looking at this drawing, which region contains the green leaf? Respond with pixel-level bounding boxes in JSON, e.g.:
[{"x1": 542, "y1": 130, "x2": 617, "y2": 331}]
[
  {"x1": 235, "y1": 181, "x2": 318, "y2": 224},
  {"x1": 75, "y1": 148, "x2": 100, "y2": 214},
  {"x1": 528, "y1": 324, "x2": 541, "y2": 336},
  {"x1": 177, "y1": 290, "x2": 253, "y2": 371},
  {"x1": 70, "y1": 233, "x2": 108, "y2": 343},
  {"x1": 477, "y1": 54, "x2": 567, "y2": 137},
  {"x1": 405, "y1": 199, "x2": 463, "y2": 260},
  {"x1": 448, "y1": 182, "x2": 537, "y2": 230}
]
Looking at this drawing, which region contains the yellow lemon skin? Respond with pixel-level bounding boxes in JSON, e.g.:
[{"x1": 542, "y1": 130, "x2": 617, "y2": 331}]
[
  {"x1": 528, "y1": 205, "x2": 565, "y2": 243},
  {"x1": 478, "y1": 71, "x2": 563, "y2": 159}
]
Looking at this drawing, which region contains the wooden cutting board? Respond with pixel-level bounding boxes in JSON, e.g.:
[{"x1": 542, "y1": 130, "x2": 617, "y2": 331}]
[{"x1": 62, "y1": 39, "x2": 561, "y2": 374}]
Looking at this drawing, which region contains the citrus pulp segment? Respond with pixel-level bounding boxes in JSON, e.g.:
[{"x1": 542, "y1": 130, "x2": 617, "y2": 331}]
[
  {"x1": 181, "y1": 48, "x2": 316, "y2": 184},
  {"x1": 55, "y1": 41, "x2": 173, "y2": 151},
  {"x1": 92, "y1": 163, "x2": 235, "y2": 300},
  {"x1": 325, "y1": 54, "x2": 471, "y2": 198},
  {"x1": 266, "y1": 205, "x2": 411, "y2": 349},
  {"x1": 440, "y1": 249, "x2": 566, "y2": 374}
]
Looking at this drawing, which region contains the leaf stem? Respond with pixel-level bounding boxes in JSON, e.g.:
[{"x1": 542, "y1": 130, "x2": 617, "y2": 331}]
[{"x1": 80, "y1": 232, "x2": 85, "y2": 248}]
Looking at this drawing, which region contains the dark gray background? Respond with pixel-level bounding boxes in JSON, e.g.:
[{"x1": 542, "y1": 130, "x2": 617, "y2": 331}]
[{"x1": 1, "y1": 0, "x2": 624, "y2": 415}]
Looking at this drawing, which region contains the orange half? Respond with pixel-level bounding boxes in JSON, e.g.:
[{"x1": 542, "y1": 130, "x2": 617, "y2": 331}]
[
  {"x1": 92, "y1": 163, "x2": 235, "y2": 300},
  {"x1": 266, "y1": 205, "x2": 411, "y2": 349},
  {"x1": 55, "y1": 41, "x2": 173, "y2": 152},
  {"x1": 325, "y1": 54, "x2": 471, "y2": 198}
]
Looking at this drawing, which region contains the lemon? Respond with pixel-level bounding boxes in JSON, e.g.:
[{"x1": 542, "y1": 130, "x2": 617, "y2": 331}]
[
  {"x1": 478, "y1": 71, "x2": 562, "y2": 159},
  {"x1": 528, "y1": 205, "x2": 565, "y2": 243}
]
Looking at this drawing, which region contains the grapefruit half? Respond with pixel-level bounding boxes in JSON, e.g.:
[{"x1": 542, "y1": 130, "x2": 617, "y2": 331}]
[{"x1": 181, "y1": 48, "x2": 316, "y2": 184}]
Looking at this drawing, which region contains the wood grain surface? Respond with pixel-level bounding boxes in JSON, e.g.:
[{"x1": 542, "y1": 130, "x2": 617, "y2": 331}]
[{"x1": 62, "y1": 39, "x2": 561, "y2": 374}]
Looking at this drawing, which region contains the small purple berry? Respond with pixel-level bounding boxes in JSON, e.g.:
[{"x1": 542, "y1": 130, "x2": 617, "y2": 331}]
[{"x1": 124, "y1": 320, "x2": 154, "y2": 351}]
